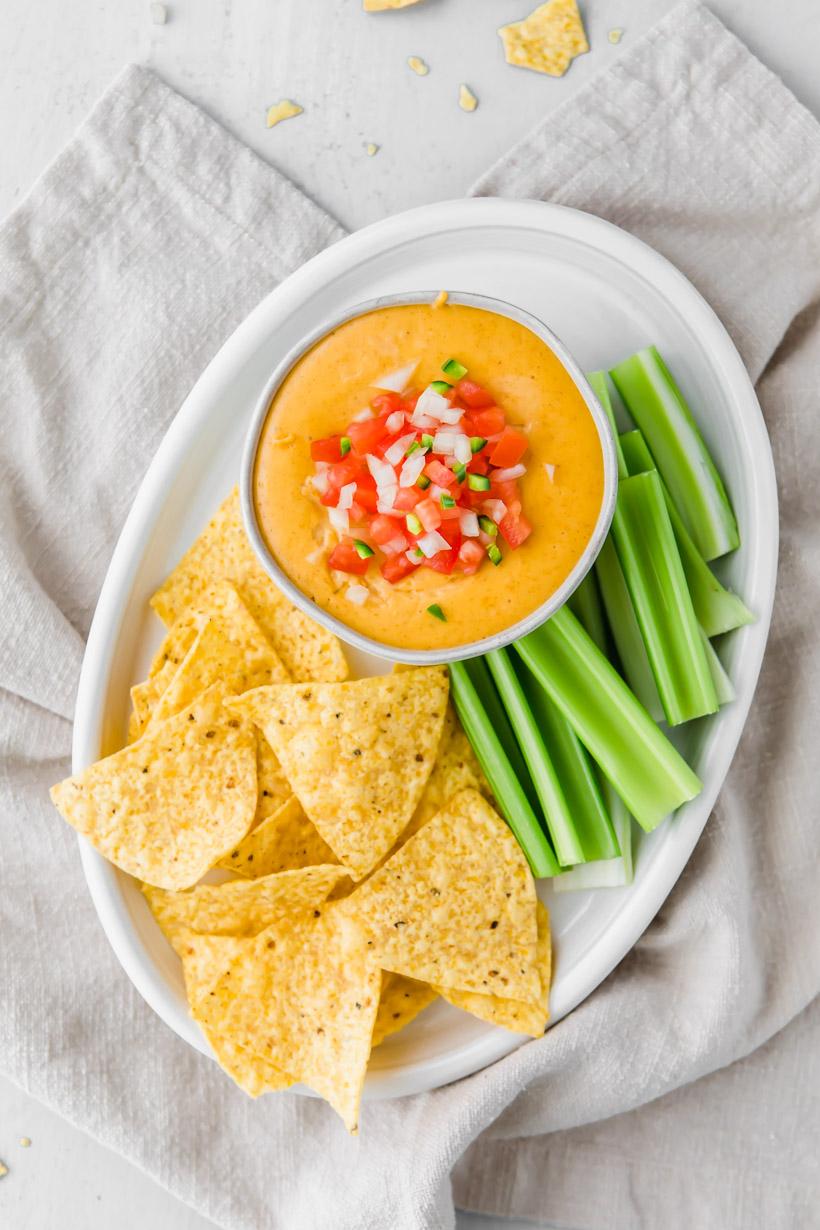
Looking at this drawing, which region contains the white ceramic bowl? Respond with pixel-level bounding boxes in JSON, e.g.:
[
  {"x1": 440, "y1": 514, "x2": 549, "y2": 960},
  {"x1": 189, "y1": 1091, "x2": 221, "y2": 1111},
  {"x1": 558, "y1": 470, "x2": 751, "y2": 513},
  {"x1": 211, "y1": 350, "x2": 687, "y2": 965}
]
[
  {"x1": 239, "y1": 290, "x2": 619, "y2": 665},
  {"x1": 72, "y1": 199, "x2": 777, "y2": 1101}
]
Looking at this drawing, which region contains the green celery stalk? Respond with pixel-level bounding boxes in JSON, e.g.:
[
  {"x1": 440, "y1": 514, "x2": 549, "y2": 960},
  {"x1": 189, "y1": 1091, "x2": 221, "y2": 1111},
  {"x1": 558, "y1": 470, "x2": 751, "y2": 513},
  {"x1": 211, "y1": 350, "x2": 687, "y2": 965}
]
[
  {"x1": 449, "y1": 659, "x2": 559, "y2": 877},
  {"x1": 486, "y1": 649, "x2": 585, "y2": 866},
  {"x1": 594, "y1": 536, "x2": 664, "y2": 722},
  {"x1": 620, "y1": 429, "x2": 753, "y2": 637},
  {"x1": 613, "y1": 471, "x2": 718, "y2": 725},
  {"x1": 516, "y1": 655, "x2": 619, "y2": 862},
  {"x1": 587, "y1": 370, "x2": 628, "y2": 479},
  {"x1": 699, "y1": 627, "x2": 735, "y2": 706},
  {"x1": 514, "y1": 607, "x2": 702, "y2": 831},
  {"x1": 568, "y1": 571, "x2": 610, "y2": 657},
  {"x1": 610, "y1": 347, "x2": 739, "y2": 560}
]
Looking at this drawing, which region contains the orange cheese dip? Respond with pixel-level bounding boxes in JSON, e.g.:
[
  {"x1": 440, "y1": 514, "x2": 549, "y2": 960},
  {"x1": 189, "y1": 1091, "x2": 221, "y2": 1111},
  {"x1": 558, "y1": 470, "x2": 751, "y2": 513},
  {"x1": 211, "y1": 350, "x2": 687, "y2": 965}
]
[{"x1": 254, "y1": 303, "x2": 604, "y2": 651}]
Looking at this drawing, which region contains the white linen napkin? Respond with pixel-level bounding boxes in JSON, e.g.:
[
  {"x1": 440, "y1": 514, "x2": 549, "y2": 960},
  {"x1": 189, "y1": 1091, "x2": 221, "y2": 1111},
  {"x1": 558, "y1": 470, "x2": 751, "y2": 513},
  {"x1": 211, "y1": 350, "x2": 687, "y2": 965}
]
[{"x1": 1, "y1": 5, "x2": 818, "y2": 1228}]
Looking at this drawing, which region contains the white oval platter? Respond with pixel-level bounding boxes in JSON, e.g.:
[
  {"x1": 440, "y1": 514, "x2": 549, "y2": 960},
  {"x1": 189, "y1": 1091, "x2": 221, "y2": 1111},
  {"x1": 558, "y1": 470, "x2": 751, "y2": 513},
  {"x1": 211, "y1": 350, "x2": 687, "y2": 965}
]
[{"x1": 73, "y1": 198, "x2": 778, "y2": 1100}]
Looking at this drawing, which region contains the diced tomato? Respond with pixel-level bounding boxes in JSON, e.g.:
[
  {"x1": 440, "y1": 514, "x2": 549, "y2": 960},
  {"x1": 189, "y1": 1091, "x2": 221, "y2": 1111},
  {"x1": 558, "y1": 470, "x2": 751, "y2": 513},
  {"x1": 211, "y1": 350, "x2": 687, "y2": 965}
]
[
  {"x1": 458, "y1": 539, "x2": 485, "y2": 575},
  {"x1": 465, "y1": 407, "x2": 506, "y2": 437},
  {"x1": 456, "y1": 379, "x2": 495, "y2": 408},
  {"x1": 425, "y1": 525, "x2": 461, "y2": 574},
  {"x1": 416, "y1": 498, "x2": 442, "y2": 532},
  {"x1": 402, "y1": 391, "x2": 420, "y2": 414},
  {"x1": 439, "y1": 503, "x2": 461, "y2": 521},
  {"x1": 467, "y1": 454, "x2": 489, "y2": 475},
  {"x1": 499, "y1": 511, "x2": 532, "y2": 549},
  {"x1": 319, "y1": 486, "x2": 339, "y2": 507},
  {"x1": 489, "y1": 428, "x2": 528, "y2": 469},
  {"x1": 347, "y1": 416, "x2": 390, "y2": 456},
  {"x1": 489, "y1": 477, "x2": 521, "y2": 507},
  {"x1": 437, "y1": 520, "x2": 462, "y2": 547},
  {"x1": 370, "y1": 514, "x2": 401, "y2": 545},
  {"x1": 328, "y1": 538, "x2": 369, "y2": 576},
  {"x1": 326, "y1": 457, "x2": 363, "y2": 491},
  {"x1": 371, "y1": 392, "x2": 404, "y2": 417},
  {"x1": 310, "y1": 435, "x2": 343, "y2": 463},
  {"x1": 354, "y1": 475, "x2": 378, "y2": 512},
  {"x1": 393, "y1": 486, "x2": 424, "y2": 511},
  {"x1": 424, "y1": 459, "x2": 457, "y2": 487},
  {"x1": 348, "y1": 501, "x2": 366, "y2": 524},
  {"x1": 381, "y1": 554, "x2": 417, "y2": 584},
  {"x1": 465, "y1": 487, "x2": 487, "y2": 510}
]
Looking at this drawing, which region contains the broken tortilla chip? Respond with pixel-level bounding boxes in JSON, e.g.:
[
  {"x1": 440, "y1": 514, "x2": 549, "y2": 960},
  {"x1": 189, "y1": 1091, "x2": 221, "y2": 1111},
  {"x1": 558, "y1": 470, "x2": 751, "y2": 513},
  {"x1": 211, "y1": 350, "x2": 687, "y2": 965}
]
[
  {"x1": 194, "y1": 907, "x2": 381, "y2": 1131},
  {"x1": 363, "y1": 0, "x2": 423, "y2": 10},
  {"x1": 143, "y1": 864, "x2": 345, "y2": 951},
  {"x1": 150, "y1": 488, "x2": 348, "y2": 684},
  {"x1": 217, "y1": 795, "x2": 339, "y2": 878},
  {"x1": 437, "y1": 900, "x2": 551, "y2": 1036},
  {"x1": 50, "y1": 687, "x2": 257, "y2": 889},
  {"x1": 343, "y1": 788, "x2": 539, "y2": 1001},
  {"x1": 372, "y1": 972, "x2": 438, "y2": 1047},
  {"x1": 227, "y1": 667, "x2": 448, "y2": 880},
  {"x1": 498, "y1": 0, "x2": 588, "y2": 77},
  {"x1": 253, "y1": 733, "x2": 292, "y2": 822},
  {"x1": 266, "y1": 100, "x2": 303, "y2": 128}
]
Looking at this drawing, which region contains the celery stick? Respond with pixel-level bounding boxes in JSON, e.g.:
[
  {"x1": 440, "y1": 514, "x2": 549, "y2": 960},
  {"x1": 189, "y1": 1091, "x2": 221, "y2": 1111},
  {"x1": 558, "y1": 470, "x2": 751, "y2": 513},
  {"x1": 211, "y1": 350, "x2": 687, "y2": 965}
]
[
  {"x1": 553, "y1": 783, "x2": 633, "y2": 891},
  {"x1": 587, "y1": 370, "x2": 627, "y2": 479},
  {"x1": 515, "y1": 607, "x2": 702, "y2": 831},
  {"x1": 699, "y1": 627, "x2": 735, "y2": 705},
  {"x1": 594, "y1": 536, "x2": 664, "y2": 722},
  {"x1": 610, "y1": 347, "x2": 739, "y2": 560},
  {"x1": 486, "y1": 649, "x2": 585, "y2": 866},
  {"x1": 568, "y1": 570, "x2": 610, "y2": 657},
  {"x1": 620, "y1": 429, "x2": 753, "y2": 637},
  {"x1": 516, "y1": 655, "x2": 619, "y2": 862},
  {"x1": 613, "y1": 472, "x2": 718, "y2": 725},
  {"x1": 449, "y1": 660, "x2": 559, "y2": 877}
]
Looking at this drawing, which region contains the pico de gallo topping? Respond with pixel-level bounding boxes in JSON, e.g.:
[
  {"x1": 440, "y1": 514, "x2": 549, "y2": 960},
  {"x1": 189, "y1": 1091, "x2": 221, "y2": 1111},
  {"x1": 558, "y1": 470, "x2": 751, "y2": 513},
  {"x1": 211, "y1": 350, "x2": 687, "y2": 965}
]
[{"x1": 309, "y1": 359, "x2": 533, "y2": 594}]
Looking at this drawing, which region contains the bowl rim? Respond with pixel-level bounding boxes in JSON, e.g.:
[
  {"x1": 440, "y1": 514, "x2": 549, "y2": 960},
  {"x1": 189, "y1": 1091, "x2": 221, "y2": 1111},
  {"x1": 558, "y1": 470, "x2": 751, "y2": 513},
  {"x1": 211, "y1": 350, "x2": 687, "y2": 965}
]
[{"x1": 239, "y1": 289, "x2": 619, "y2": 665}]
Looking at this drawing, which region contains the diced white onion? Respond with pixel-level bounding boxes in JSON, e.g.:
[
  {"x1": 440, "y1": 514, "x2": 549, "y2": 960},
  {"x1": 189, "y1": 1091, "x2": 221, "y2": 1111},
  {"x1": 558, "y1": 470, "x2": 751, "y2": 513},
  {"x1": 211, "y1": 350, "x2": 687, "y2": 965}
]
[
  {"x1": 385, "y1": 410, "x2": 405, "y2": 434},
  {"x1": 382, "y1": 534, "x2": 408, "y2": 556},
  {"x1": 399, "y1": 451, "x2": 426, "y2": 488},
  {"x1": 432, "y1": 432, "x2": 459, "y2": 454},
  {"x1": 459, "y1": 510, "x2": 480, "y2": 537},
  {"x1": 492, "y1": 464, "x2": 526, "y2": 482},
  {"x1": 437, "y1": 406, "x2": 463, "y2": 426},
  {"x1": 328, "y1": 506, "x2": 349, "y2": 533},
  {"x1": 353, "y1": 406, "x2": 374, "y2": 421},
  {"x1": 376, "y1": 488, "x2": 398, "y2": 513},
  {"x1": 453, "y1": 434, "x2": 472, "y2": 465},
  {"x1": 309, "y1": 470, "x2": 329, "y2": 495},
  {"x1": 428, "y1": 483, "x2": 447, "y2": 502},
  {"x1": 416, "y1": 529, "x2": 449, "y2": 558},
  {"x1": 415, "y1": 387, "x2": 451, "y2": 420},
  {"x1": 372, "y1": 360, "x2": 418, "y2": 394},
  {"x1": 345, "y1": 584, "x2": 369, "y2": 606},
  {"x1": 482, "y1": 499, "x2": 507, "y2": 522},
  {"x1": 377, "y1": 504, "x2": 404, "y2": 518},
  {"x1": 410, "y1": 407, "x2": 439, "y2": 430},
  {"x1": 384, "y1": 432, "x2": 417, "y2": 467},
  {"x1": 544, "y1": 462, "x2": 556, "y2": 482},
  {"x1": 479, "y1": 530, "x2": 493, "y2": 546},
  {"x1": 404, "y1": 549, "x2": 423, "y2": 566},
  {"x1": 366, "y1": 454, "x2": 396, "y2": 488},
  {"x1": 337, "y1": 482, "x2": 356, "y2": 511}
]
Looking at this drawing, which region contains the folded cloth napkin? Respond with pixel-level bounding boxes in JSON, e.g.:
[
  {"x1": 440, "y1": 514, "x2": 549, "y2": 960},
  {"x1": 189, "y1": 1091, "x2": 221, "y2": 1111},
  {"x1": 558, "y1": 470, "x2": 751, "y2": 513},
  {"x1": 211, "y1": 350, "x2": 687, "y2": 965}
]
[{"x1": 1, "y1": 4, "x2": 818, "y2": 1227}]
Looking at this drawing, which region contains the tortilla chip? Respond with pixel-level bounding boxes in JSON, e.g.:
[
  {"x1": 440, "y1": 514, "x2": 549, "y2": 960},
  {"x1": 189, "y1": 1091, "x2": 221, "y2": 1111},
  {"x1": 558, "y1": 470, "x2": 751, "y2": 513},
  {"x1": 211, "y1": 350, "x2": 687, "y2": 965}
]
[
  {"x1": 194, "y1": 907, "x2": 381, "y2": 1131},
  {"x1": 343, "y1": 788, "x2": 539, "y2": 1001},
  {"x1": 143, "y1": 864, "x2": 345, "y2": 950},
  {"x1": 498, "y1": 0, "x2": 589, "y2": 77},
  {"x1": 253, "y1": 735, "x2": 292, "y2": 823},
  {"x1": 217, "y1": 795, "x2": 339, "y2": 878},
  {"x1": 149, "y1": 488, "x2": 348, "y2": 683},
  {"x1": 402, "y1": 701, "x2": 493, "y2": 847},
  {"x1": 437, "y1": 901, "x2": 551, "y2": 1036},
  {"x1": 177, "y1": 931, "x2": 293, "y2": 1095},
  {"x1": 227, "y1": 667, "x2": 448, "y2": 879},
  {"x1": 50, "y1": 687, "x2": 257, "y2": 889},
  {"x1": 148, "y1": 595, "x2": 288, "y2": 731},
  {"x1": 148, "y1": 621, "x2": 198, "y2": 680},
  {"x1": 372, "y1": 972, "x2": 437, "y2": 1047},
  {"x1": 127, "y1": 658, "x2": 178, "y2": 743},
  {"x1": 266, "y1": 100, "x2": 303, "y2": 128}
]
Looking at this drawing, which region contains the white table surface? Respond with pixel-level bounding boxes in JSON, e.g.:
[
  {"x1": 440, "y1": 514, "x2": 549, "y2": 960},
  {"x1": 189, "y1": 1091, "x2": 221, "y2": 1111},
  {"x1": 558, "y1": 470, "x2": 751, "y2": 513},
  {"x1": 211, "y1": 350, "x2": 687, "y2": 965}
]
[{"x1": 1, "y1": 2, "x2": 817, "y2": 1227}]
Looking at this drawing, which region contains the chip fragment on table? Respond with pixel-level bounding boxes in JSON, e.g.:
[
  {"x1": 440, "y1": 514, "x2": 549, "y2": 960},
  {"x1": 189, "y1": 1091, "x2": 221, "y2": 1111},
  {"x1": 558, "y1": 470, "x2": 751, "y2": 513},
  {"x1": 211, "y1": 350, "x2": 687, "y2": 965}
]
[{"x1": 498, "y1": 0, "x2": 589, "y2": 77}]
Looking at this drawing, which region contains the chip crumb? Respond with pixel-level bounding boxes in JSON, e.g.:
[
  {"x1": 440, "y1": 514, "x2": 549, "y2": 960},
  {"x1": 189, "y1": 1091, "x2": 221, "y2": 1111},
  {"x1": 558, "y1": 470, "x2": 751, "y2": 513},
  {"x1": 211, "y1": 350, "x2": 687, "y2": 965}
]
[
  {"x1": 608, "y1": 27, "x2": 624, "y2": 44},
  {"x1": 266, "y1": 100, "x2": 304, "y2": 129},
  {"x1": 363, "y1": 0, "x2": 423, "y2": 9},
  {"x1": 498, "y1": 0, "x2": 588, "y2": 77},
  {"x1": 0, "y1": 1161, "x2": 7, "y2": 1178},
  {"x1": 432, "y1": 290, "x2": 448, "y2": 309},
  {"x1": 150, "y1": 1, "x2": 167, "y2": 23},
  {"x1": 19, "y1": 1137, "x2": 31, "y2": 1148},
  {"x1": 458, "y1": 84, "x2": 478, "y2": 113},
  {"x1": 366, "y1": 142, "x2": 380, "y2": 157},
  {"x1": 407, "y1": 56, "x2": 429, "y2": 76}
]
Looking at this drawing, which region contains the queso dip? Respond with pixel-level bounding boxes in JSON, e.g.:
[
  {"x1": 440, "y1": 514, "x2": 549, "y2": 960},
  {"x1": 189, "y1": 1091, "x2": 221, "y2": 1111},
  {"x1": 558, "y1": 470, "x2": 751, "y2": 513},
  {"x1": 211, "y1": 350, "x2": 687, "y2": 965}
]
[{"x1": 254, "y1": 302, "x2": 604, "y2": 651}]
